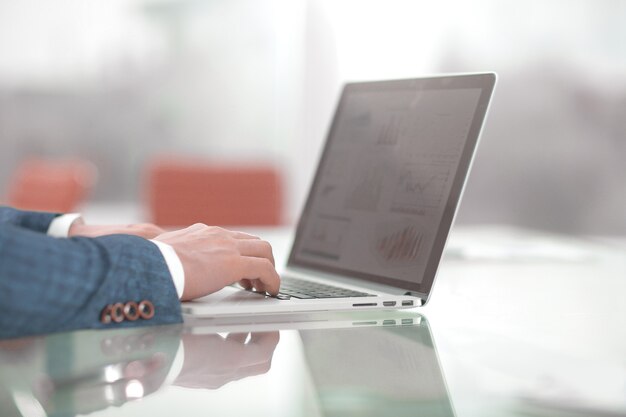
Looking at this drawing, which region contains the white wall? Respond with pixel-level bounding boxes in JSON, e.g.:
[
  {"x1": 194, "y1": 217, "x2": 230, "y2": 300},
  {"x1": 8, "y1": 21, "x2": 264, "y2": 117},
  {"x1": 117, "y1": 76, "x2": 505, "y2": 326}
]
[{"x1": 1, "y1": 0, "x2": 625, "y2": 233}]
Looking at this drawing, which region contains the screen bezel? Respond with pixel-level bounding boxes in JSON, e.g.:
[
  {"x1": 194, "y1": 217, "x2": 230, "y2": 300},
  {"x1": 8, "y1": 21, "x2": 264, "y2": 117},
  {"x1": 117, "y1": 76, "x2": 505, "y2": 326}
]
[{"x1": 287, "y1": 73, "x2": 496, "y2": 299}]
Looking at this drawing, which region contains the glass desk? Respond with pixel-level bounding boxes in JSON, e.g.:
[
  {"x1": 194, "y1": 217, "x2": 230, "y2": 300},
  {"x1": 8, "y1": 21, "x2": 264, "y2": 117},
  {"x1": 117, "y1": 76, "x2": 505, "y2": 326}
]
[
  {"x1": 1, "y1": 312, "x2": 452, "y2": 417},
  {"x1": 1, "y1": 226, "x2": 625, "y2": 417}
]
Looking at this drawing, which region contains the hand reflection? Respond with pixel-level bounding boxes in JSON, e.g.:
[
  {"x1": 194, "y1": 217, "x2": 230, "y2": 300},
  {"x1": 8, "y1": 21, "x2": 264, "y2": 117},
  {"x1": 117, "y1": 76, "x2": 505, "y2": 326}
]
[
  {"x1": 174, "y1": 331, "x2": 280, "y2": 390},
  {"x1": 0, "y1": 328, "x2": 280, "y2": 415}
]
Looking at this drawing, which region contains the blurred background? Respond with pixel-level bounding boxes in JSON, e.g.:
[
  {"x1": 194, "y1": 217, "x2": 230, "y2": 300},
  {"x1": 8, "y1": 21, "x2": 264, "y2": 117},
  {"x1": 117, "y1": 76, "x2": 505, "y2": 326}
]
[{"x1": 0, "y1": 0, "x2": 625, "y2": 234}]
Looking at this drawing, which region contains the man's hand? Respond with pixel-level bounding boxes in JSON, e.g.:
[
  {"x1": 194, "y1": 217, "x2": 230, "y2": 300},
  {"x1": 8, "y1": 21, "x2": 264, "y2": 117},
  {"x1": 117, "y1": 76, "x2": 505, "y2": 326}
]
[
  {"x1": 69, "y1": 222, "x2": 165, "y2": 239},
  {"x1": 154, "y1": 224, "x2": 280, "y2": 300},
  {"x1": 174, "y1": 331, "x2": 280, "y2": 389}
]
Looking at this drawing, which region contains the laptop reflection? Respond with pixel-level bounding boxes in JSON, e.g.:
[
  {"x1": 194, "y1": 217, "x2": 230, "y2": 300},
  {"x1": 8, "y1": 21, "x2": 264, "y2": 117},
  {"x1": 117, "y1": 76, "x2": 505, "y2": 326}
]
[{"x1": 299, "y1": 316, "x2": 455, "y2": 417}]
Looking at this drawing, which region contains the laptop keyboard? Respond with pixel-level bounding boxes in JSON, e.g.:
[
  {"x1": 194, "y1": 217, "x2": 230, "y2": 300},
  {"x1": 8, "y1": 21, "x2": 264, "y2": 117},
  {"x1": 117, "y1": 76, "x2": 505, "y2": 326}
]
[{"x1": 275, "y1": 277, "x2": 375, "y2": 300}]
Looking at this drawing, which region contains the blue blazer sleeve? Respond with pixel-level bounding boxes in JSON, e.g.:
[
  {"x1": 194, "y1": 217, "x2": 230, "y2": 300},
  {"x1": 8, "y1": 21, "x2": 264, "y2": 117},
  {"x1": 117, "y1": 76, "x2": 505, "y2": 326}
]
[
  {"x1": 0, "y1": 223, "x2": 182, "y2": 339},
  {"x1": 0, "y1": 206, "x2": 59, "y2": 233}
]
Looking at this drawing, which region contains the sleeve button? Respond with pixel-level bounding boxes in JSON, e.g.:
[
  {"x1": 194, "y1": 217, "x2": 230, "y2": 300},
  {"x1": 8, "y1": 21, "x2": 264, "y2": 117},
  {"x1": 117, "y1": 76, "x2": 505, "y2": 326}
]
[
  {"x1": 100, "y1": 304, "x2": 113, "y2": 324},
  {"x1": 123, "y1": 301, "x2": 140, "y2": 321},
  {"x1": 138, "y1": 300, "x2": 155, "y2": 320},
  {"x1": 111, "y1": 303, "x2": 125, "y2": 323}
]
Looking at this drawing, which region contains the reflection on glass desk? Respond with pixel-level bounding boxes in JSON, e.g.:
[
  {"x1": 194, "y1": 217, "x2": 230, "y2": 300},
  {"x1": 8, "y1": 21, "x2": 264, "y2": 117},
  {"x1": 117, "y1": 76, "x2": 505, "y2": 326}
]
[
  {"x1": 300, "y1": 321, "x2": 453, "y2": 417},
  {"x1": 2, "y1": 226, "x2": 626, "y2": 417},
  {"x1": 0, "y1": 312, "x2": 451, "y2": 417}
]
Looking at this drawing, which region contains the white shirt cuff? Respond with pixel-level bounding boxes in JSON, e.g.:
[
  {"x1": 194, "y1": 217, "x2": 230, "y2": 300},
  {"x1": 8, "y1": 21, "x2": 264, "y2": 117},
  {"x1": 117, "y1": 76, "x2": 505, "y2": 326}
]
[
  {"x1": 151, "y1": 240, "x2": 185, "y2": 299},
  {"x1": 47, "y1": 213, "x2": 83, "y2": 238}
]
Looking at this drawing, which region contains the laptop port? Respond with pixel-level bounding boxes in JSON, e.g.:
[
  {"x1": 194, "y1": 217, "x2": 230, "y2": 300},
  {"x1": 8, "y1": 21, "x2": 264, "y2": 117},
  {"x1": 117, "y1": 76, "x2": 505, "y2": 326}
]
[
  {"x1": 353, "y1": 303, "x2": 377, "y2": 307},
  {"x1": 382, "y1": 301, "x2": 396, "y2": 307},
  {"x1": 401, "y1": 318, "x2": 414, "y2": 325},
  {"x1": 352, "y1": 321, "x2": 378, "y2": 326},
  {"x1": 383, "y1": 319, "x2": 396, "y2": 326},
  {"x1": 401, "y1": 300, "x2": 414, "y2": 306}
]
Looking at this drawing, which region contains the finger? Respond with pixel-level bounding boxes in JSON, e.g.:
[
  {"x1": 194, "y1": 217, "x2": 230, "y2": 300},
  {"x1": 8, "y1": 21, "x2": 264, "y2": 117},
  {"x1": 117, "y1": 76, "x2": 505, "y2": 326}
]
[
  {"x1": 248, "y1": 332, "x2": 280, "y2": 353},
  {"x1": 250, "y1": 279, "x2": 267, "y2": 293},
  {"x1": 226, "y1": 332, "x2": 249, "y2": 344},
  {"x1": 236, "y1": 239, "x2": 275, "y2": 266},
  {"x1": 187, "y1": 223, "x2": 208, "y2": 231},
  {"x1": 241, "y1": 258, "x2": 280, "y2": 296},
  {"x1": 239, "y1": 279, "x2": 253, "y2": 290},
  {"x1": 229, "y1": 231, "x2": 261, "y2": 240},
  {"x1": 235, "y1": 361, "x2": 272, "y2": 378}
]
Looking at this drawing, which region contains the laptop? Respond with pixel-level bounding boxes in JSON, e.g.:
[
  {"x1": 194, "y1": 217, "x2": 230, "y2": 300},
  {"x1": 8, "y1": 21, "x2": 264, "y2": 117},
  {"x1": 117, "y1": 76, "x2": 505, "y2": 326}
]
[{"x1": 183, "y1": 72, "x2": 496, "y2": 317}]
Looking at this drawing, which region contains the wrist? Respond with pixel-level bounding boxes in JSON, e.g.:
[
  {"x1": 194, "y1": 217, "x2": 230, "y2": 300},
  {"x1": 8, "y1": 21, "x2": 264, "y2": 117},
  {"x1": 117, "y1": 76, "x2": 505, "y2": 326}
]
[{"x1": 67, "y1": 218, "x2": 87, "y2": 237}]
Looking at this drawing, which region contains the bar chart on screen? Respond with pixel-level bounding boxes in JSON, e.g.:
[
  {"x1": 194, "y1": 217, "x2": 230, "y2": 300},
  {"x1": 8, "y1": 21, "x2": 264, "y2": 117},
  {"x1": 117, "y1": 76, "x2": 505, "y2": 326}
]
[{"x1": 373, "y1": 224, "x2": 424, "y2": 266}]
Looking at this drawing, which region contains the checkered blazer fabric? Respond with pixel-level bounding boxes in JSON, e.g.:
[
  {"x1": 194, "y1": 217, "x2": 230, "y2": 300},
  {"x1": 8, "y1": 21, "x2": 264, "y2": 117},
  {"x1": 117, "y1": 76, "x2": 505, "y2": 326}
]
[
  {"x1": 0, "y1": 206, "x2": 59, "y2": 233},
  {"x1": 0, "y1": 207, "x2": 182, "y2": 339}
]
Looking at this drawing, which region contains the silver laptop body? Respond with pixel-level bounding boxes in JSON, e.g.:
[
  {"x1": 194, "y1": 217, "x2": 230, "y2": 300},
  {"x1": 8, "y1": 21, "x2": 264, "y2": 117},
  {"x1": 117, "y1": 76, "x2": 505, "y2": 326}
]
[{"x1": 183, "y1": 73, "x2": 496, "y2": 317}]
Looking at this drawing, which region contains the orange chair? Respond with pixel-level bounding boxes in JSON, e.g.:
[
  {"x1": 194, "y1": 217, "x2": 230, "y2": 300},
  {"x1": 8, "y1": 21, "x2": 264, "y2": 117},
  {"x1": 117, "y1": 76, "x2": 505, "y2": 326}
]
[
  {"x1": 6, "y1": 158, "x2": 97, "y2": 213},
  {"x1": 146, "y1": 158, "x2": 283, "y2": 227}
]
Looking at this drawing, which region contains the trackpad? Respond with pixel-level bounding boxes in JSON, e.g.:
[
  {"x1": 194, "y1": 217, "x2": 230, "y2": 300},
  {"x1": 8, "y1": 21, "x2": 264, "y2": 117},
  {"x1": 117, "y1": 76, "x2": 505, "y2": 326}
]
[{"x1": 188, "y1": 286, "x2": 271, "y2": 306}]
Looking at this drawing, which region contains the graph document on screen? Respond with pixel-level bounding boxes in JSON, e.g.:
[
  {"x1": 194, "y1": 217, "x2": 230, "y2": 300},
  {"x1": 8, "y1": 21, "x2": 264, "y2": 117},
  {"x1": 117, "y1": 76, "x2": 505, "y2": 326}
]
[{"x1": 293, "y1": 86, "x2": 482, "y2": 285}]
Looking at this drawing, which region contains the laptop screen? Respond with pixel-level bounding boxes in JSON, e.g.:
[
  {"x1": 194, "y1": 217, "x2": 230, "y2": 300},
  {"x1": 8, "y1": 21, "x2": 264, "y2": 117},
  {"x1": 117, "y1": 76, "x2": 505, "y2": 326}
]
[{"x1": 288, "y1": 74, "x2": 496, "y2": 298}]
